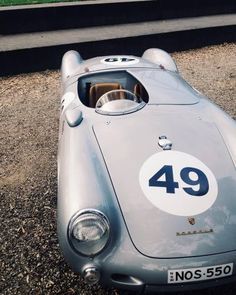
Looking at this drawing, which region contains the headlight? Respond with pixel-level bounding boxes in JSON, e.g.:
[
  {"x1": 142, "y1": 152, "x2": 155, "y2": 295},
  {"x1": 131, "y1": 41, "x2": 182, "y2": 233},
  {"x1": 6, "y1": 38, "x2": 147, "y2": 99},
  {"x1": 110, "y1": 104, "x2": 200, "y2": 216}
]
[{"x1": 68, "y1": 210, "x2": 110, "y2": 256}]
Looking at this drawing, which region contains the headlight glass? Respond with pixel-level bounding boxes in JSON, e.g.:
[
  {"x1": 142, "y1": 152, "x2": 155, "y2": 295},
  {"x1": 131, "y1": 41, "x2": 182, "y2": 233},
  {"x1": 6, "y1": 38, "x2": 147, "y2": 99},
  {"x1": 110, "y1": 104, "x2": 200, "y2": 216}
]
[{"x1": 69, "y1": 210, "x2": 110, "y2": 256}]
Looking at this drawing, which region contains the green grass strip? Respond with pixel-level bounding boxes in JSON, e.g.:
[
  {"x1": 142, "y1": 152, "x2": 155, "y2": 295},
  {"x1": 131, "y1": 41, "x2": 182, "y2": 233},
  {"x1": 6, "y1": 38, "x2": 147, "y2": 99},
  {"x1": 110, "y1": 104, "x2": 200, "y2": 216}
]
[{"x1": 0, "y1": 0, "x2": 78, "y2": 6}]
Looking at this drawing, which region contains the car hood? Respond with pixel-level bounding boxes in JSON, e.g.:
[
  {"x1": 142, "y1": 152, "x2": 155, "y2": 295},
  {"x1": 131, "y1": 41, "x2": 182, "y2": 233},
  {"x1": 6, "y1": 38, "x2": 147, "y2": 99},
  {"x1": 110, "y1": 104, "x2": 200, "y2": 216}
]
[{"x1": 93, "y1": 108, "x2": 236, "y2": 258}]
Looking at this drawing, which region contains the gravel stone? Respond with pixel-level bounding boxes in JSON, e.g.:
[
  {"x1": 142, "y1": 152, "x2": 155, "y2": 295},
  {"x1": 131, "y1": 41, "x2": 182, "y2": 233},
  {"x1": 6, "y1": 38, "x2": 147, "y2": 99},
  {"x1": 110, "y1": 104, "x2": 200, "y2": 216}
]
[{"x1": 0, "y1": 43, "x2": 235, "y2": 295}]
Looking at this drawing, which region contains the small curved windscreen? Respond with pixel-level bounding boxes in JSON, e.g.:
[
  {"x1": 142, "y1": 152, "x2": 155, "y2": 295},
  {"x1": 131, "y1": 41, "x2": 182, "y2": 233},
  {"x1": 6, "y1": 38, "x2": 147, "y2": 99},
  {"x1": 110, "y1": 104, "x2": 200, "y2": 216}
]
[{"x1": 95, "y1": 89, "x2": 146, "y2": 115}]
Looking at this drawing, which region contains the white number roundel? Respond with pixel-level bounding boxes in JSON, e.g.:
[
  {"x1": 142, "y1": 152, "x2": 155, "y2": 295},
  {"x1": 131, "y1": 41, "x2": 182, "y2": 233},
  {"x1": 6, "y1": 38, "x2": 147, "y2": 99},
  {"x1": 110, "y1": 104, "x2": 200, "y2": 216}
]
[
  {"x1": 101, "y1": 57, "x2": 139, "y2": 65},
  {"x1": 139, "y1": 151, "x2": 218, "y2": 216}
]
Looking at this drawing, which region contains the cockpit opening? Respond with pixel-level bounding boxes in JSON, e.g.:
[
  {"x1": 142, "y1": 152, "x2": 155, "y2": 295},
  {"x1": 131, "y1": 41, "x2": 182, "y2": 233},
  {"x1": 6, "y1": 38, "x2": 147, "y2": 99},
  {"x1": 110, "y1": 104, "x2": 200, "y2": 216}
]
[{"x1": 77, "y1": 71, "x2": 149, "y2": 115}]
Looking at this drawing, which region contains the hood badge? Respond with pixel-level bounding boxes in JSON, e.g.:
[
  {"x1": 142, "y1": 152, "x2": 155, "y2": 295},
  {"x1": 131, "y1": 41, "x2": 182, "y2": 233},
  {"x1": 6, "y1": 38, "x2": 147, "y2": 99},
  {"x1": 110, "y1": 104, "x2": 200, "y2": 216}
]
[
  {"x1": 188, "y1": 217, "x2": 195, "y2": 225},
  {"x1": 176, "y1": 228, "x2": 214, "y2": 236},
  {"x1": 158, "y1": 136, "x2": 172, "y2": 150},
  {"x1": 176, "y1": 217, "x2": 214, "y2": 236}
]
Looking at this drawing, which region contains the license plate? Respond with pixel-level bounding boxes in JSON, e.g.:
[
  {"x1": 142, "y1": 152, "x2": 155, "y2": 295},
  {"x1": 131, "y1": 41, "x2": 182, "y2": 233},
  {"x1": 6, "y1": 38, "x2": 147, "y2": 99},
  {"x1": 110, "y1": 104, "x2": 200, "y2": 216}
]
[{"x1": 168, "y1": 263, "x2": 233, "y2": 284}]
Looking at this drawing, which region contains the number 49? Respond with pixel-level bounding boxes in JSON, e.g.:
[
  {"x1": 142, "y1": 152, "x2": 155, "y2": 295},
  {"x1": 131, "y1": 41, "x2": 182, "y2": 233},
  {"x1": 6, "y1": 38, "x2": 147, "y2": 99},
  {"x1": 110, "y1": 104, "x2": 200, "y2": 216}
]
[{"x1": 149, "y1": 165, "x2": 209, "y2": 196}]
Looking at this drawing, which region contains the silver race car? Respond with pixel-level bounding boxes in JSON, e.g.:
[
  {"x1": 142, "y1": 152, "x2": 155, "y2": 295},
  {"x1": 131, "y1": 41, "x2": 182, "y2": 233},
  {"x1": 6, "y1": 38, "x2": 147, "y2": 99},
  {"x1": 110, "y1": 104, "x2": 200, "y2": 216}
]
[{"x1": 57, "y1": 49, "x2": 236, "y2": 293}]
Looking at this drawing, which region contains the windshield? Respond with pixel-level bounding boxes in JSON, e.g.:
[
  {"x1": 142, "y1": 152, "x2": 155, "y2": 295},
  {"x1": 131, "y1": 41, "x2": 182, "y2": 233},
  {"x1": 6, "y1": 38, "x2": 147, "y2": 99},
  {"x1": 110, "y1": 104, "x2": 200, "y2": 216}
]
[{"x1": 95, "y1": 89, "x2": 146, "y2": 115}]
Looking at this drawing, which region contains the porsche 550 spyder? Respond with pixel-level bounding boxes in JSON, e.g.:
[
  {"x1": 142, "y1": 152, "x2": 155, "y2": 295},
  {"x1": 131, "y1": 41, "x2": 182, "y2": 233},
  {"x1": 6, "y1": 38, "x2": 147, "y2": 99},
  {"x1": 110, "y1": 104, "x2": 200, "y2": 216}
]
[{"x1": 57, "y1": 48, "x2": 236, "y2": 293}]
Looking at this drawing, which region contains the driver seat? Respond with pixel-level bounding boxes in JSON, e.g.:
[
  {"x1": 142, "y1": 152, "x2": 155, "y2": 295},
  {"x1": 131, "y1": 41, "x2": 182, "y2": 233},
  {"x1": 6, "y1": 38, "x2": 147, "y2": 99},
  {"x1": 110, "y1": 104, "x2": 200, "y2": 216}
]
[{"x1": 89, "y1": 82, "x2": 122, "y2": 107}]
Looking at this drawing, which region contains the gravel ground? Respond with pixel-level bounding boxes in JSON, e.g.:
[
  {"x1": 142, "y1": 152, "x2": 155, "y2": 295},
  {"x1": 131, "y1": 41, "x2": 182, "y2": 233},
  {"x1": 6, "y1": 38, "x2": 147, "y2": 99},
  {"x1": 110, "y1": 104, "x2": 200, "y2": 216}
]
[{"x1": 0, "y1": 43, "x2": 235, "y2": 295}]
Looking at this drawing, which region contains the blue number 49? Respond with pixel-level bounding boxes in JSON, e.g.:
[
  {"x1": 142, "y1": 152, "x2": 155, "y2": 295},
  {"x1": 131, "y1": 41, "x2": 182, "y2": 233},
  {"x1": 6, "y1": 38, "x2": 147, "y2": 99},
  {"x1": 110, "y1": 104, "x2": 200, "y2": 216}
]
[{"x1": 149, "y1": 165, "x2": 209, "y2": 196}]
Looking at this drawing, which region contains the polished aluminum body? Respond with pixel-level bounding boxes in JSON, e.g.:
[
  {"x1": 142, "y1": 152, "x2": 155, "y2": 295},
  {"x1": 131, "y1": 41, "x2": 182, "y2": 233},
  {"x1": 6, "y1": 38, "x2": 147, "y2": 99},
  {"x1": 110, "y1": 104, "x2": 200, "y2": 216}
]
[{"x1": 58, "y1": 49, "x2": 236, "y2": 292}]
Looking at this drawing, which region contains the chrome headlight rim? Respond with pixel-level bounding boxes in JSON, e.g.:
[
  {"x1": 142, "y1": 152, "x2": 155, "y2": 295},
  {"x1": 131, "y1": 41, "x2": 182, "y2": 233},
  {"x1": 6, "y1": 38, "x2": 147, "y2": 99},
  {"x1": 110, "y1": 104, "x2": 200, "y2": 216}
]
[{"x1": 68, "y1": 209, "x2": 110, "y2": 257}]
